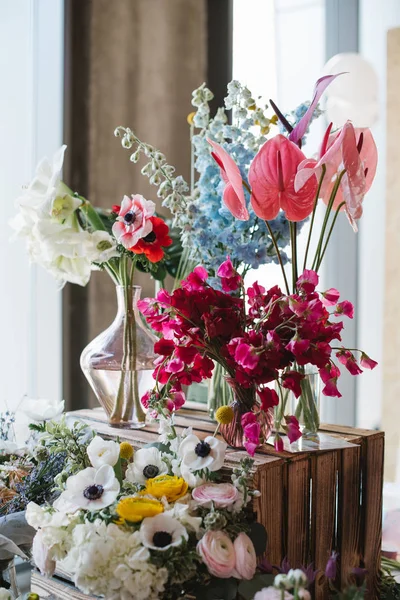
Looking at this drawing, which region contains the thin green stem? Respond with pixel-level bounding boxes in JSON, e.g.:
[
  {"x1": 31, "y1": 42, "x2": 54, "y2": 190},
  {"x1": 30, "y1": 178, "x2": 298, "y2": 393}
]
[
  {"x1": 290, "y1": 222, "x2": 298, "y2": 292},
  {"x1": 312, "y1": 170, "x2": 346, "y2": 270},
  {"x1": 78, "y1": 198, "x2": 107, "y2": 231},
  {"x1": 265, "y1": 220, "x2": 290, "y2": 294},
  {"x1": 316, "y1": 201, "x2": 346, "y2": 270},
  {"x1": 303, "y1": 164, "x2": 326, "y2": 271}
]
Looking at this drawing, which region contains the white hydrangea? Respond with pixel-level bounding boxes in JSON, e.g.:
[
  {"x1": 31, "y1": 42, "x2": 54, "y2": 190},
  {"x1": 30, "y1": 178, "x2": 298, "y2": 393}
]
[
  {"x1": 0, "y1": 588, "x2": 12, "y2": 600},
  {"x1": 60, "y1": 521, "x2": 168, "y2": 600}
]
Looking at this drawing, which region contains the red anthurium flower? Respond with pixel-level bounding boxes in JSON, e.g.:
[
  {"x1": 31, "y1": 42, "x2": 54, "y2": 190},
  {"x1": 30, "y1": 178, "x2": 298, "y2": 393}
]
[
  {"x1": 334, "y1": 300, "x2": 354, "y2": 319},
  {"x1": 296, "y1": 269, "x2": 319, "y2": 294},
  {"x1": 321, "y1": 288, "x2": 340, "y2": 307},
  {"x1": 285, "y1": 415, "x2": 302, "y2": 443},
  {"x1": 360, "y1": 353, "x2": 378, "y2": 370},
  {"x1": 249, "y1": 135, "x2": 318, "y2": 222},
  {"x1": 257, "y1": 387, "x2": 279, "y2": 411},
  {"x1": 130, "y1": 216, "x2": 173, "y2": 263},
  {"x1": 241, "y1": 412, "x2": 257, "y2": 428},
  {"x1": 336, "y1": 350, "x2": 363, "y2": 375},
  {"x1": 207, "y1": 139, "x2": 249, "y2": 221},
  {"x1": 281, "y1": 371, "x2": 304, "y2": 398}
]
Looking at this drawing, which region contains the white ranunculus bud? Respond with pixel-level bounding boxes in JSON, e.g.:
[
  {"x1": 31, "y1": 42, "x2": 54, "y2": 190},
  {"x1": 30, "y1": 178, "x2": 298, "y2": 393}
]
[
  {"x1": 274, "y1": 574, "x2": 291, "y2": 590},
  {"x1": 287, "y1": 569, "x2": 308, "y2": 588}
]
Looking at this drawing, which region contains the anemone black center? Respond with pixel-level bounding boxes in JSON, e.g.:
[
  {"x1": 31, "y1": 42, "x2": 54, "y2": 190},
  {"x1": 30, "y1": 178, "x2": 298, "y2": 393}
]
[
  {"x1": 195, "y1": 441, "x2": 211, "y2": 458},
  {"x1": 143, "y1": 231, "x2": 157, "y2": 243},
  {"x1": 83, "y1": 484, "x2": 104, "y2": 500},
  {"x1": 153, "y1": 531, "x2": 173, "y2": 548},
  {"x1": 143, "y1": 464, "x2": 159, "y2": 479},
  {"x1": 124, "y1": 211, "x2": 136, "y2": 224}
]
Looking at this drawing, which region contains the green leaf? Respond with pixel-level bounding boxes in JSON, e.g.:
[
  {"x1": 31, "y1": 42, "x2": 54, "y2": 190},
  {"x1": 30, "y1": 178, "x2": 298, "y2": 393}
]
[
  {"x1": 143, "y1": 441, "x2": 171, "y2": 454},
  {"x1": 194, "y1": 577, "x2": 238, "y2": 600},
  {"x1": 248, "y1": 522, "x2": 268, "y2": 556},
  {"x1": 238, "y1": 574, "x2": 276, "y2": 600}
]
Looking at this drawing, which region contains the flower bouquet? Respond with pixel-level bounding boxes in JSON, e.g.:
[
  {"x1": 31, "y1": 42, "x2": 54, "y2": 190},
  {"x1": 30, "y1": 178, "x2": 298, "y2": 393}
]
[
  {"x1": 118, "y1": 73, "x2": 377, "y2": 452},
  {"x1": 26, "y1": 424, "x2": 268, "y2": 600},
  {"x1": 11, "y1": 147, "x2": 181, "y2": 428}
]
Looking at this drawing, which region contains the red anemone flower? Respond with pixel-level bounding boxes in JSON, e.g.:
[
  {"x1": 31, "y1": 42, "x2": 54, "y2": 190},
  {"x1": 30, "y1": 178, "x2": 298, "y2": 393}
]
[{"x1": 130, "y1": 216, "x2": 172, "y2": 263}]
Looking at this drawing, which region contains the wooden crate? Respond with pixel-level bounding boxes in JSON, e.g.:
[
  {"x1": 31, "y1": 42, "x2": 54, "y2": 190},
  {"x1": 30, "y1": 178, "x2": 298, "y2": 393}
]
[{"x1": 69, "y1": 409, "x2": 384, "y2": 600}]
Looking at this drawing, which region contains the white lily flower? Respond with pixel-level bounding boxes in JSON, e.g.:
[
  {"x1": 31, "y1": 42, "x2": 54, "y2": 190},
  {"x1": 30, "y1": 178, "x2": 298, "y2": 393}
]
[
  {"x1": 140, "y1": 514, "x2": 188, "y2": 551},
  {"x1": 87, "y1": 436, "x2": 120, "y2": 469},
  {"x1": 179, "y1": 434, "x2": 226, "y2": 473},
  {"x1": 53, "y1": 465, "x2": 120, "y2": 513},
  {"x1": 125, "y1": 447, "x2": 168, "y2": 485}
]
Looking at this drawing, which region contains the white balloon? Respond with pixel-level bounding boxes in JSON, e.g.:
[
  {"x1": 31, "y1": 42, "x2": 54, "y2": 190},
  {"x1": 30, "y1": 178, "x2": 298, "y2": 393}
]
[{"x1": 322, "y1": 53, "x2": 379, "y2": 127}]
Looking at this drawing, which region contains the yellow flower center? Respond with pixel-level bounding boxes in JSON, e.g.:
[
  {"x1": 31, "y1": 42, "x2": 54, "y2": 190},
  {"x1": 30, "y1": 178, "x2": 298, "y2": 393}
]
[
  {"x1": 116, "y1": 497, "x2": 164, "y2": 523},
  {"x1": 119, "y1": 441, "x2": 134, "y2": 460}
]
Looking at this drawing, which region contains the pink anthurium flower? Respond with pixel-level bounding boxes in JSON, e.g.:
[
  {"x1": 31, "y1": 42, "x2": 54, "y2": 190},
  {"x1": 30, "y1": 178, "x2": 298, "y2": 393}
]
[
  {"x1": 295, "y1": 121, "x2": 377, "y2": 231},
  {"x1": 248, "y1": 135, "x2": 318, "y2": 222},
  {"x1": 289, "y1": 73, "x2": 344, "y2": 145},
  {"x1": 207, "y1": 139, "x2": 249, "y2": 221}
]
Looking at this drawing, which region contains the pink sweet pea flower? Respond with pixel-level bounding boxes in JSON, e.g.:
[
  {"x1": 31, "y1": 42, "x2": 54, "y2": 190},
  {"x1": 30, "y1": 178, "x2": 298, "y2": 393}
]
[
  {"x1": 244, "y1": 422, "x2": 261, "y2": 445},
  {"x1": 257, "y1": 387, "x2": 279, "y2": 411},
  {"x1": 360, "y1": 353, "x2": 378, "y2": 370},
  {"x1": 235, "y1": 343, "x2": 260, "y2": 370},
  {"x1": 296, "y1": 269, "x2": 319, "y2": 294},
  {"x1": 166, "y1": 389, "x2": 186, "y2": 412},
  {"x1": 336, "y1": 350, "x2": 363, "y2": 375},
  {"x1": 285, "y1": 415, "x2": 302, "y2": 443},
  {"x1": 207, "y1": 139, "x2": 249, "y2": 221},
  {"x1": 244, "y1": 441, "x2": 258, "y2": 457},
  {"x1": 281, "y1": 371, "x2": 304, "y2": 398},
  {"x1": 165, "y1": 357, "x2": 185, "y2": 373},
  {"x1": 286, "y1": 336, "x2": 311, "y2": 358},
  {"x1": 334, "y1": 300, "x2": 354, "y2": 319},
  {"x1": 241, "y1": 412, "x2": 257, "y2": 428},
  {"x1": 249, "y1": 135, "x2": 318, "y2": 222},
  {"x1": 154, "y1": 338, "x2": 175, "y2": 356},
  {"x1": 181, "y1": 265, "x2": 208, "y2": 291},
  {"x1": 217, "y1": 256, "x2": 242, "y2": 291},
  {"x1": 112, "y1": 194, "x2": 156, "y2": 248},
  {"x1": 321, "y1": 288, "x2": 340, "y2": 307}
]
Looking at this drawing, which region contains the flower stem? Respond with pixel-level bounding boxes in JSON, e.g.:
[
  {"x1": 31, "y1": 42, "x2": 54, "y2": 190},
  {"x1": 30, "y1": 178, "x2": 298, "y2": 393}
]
[
  {"x1": 290, "y1": 222, "x2": 298, "y2": 292},
  {"x1": 265, "y1": 220, "x2": 290, "y2": 295},
  {"x1": 303, "y1": 164, "x2": 326, "y2": 271},
  {"x1": 316, "y1": 202, "x2": 346, "y2": 271}
]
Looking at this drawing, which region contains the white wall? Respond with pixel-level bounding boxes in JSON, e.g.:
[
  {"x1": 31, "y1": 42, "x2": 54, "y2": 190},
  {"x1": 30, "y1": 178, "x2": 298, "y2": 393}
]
[
  {"x1": 357, "y1": 0, "x2": 400, "y2": 429},
  {"x1": 0, "y1": 0, "x2": 64, "y2": 412}
]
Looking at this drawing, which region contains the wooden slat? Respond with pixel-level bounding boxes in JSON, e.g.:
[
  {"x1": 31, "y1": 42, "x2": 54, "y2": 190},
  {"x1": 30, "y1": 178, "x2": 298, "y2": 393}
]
[
  {"x1": 362, "y1": 433, "x2": 384, "y2": 600},
  {"x1": 32, "y1": 571, "x2": 94, "y2": 600},
  {"x1": 286, "y1": 458, "x2": 310, "y2": 567},
  {"x1": 312, "y1": 452, "x2": 338, "y2": 600},
  {"x1": 254, "y1": 462, "x2": 284, "y2": 566},
  {"x1": 337, "y1": 445, "x2": 362, "y2": 590}
]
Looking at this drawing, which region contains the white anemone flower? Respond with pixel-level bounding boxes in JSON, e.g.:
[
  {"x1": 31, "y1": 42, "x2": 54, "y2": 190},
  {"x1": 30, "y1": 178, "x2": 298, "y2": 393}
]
[
  {"x1": 140, "y1": 514, "x2": 188, "y2": 551},
  {"x1": 125, "y1": 447, "x2": 168, "y2": 485},
  {"x1": 179, "y1": 434, "x2": 226, "y2": 473},
  {"x1": 87, "y1": 436, "x2": 120, "y2": 469},
  {"x1": 21, "y1": 397, "x2": 65, "y2": 422},
  {"x1": 53, "y1": 465, "x2": 119, "y2": 513}
]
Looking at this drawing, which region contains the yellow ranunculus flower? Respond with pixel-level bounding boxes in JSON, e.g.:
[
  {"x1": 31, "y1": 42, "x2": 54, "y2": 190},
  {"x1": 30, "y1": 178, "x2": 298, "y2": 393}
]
[
  {"x1": 116, "y1": 497, "x2": 164, "y2": 523},
  {"x1": 144, "y1": 475, "x2": 188, "y2": 503}
]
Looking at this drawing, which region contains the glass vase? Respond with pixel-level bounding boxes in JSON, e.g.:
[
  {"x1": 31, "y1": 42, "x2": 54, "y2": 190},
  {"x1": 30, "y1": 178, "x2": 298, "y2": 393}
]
[
  {"x1": 81, "y1": 285, "x2": 158, "y2": 428},
  {"x1": 275, "y1": 366, "x2": 321, "y2": 439},
  {"x1": 219, "y1": 387, "x2": 273, "y2": 449},
  {"x1": 207, "y1": 362, "x2": 233, "y2": 419}
]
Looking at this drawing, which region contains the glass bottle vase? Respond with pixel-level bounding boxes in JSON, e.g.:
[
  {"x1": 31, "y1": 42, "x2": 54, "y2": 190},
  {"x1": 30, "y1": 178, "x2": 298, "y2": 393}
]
[
  {"x1": 275, "y1": 366, "x2": 321, "y2": 439},
  {"x1": 81, "y1": 285, "x2": 157, "y2": 428}
]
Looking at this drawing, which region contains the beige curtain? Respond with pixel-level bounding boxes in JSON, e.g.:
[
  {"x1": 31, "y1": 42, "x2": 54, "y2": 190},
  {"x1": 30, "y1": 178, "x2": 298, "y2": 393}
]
[{"x1": 64, "y1": 0, "x2": 207, "y2": 408}]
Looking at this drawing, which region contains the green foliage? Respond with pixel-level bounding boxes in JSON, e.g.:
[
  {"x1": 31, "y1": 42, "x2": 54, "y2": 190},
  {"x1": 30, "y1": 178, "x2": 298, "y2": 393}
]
[
  {"x1": 150, "y1": 538, "x2": 201, "y2": 585},
  {"x1": 238, "y1": 573, "x2": 276, "y2": 600},
  {"x1": 193, "y1": 577, "x2": 238, "y2": 600},
  {"x1": 248, "y1": 521, "x2": 268, "y2": 556}
]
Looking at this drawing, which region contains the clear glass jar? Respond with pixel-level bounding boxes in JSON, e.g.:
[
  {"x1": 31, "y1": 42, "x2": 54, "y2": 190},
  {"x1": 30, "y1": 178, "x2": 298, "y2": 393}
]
[{"x1": 81, "y1": 285, "x2": 157, "y2": 428}]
